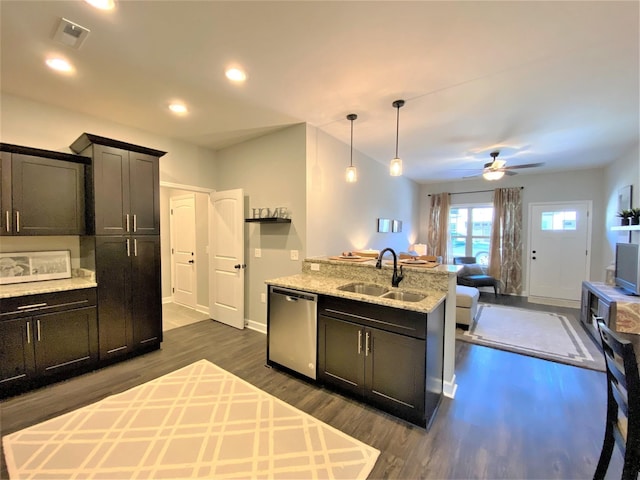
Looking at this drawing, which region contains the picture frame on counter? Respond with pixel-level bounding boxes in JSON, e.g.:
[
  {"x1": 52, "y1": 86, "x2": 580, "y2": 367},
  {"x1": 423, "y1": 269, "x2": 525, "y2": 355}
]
[{"x1": 0, "y1": 250, "x2": 71, "y2": 285}]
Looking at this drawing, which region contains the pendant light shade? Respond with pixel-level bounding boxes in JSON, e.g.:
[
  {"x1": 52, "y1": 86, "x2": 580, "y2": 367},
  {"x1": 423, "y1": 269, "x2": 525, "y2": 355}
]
[
  {"x1": 390, "y1": 99, "x2": 405, "y2": 176},
  {"x1": 482, "y1": 170, "x2": 505, "y2": 181},
  {"x1": 346, "y1": 113, "x2": 358, "y2": 183}
]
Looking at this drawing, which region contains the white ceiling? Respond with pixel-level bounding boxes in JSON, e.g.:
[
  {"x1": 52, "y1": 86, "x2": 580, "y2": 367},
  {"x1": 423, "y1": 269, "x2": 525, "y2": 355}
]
[{"x1": 1, "y1": 1, "x2": 638, "y2": 183}]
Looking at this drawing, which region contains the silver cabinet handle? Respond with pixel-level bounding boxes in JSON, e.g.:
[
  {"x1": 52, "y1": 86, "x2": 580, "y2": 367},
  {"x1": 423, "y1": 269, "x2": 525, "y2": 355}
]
[
  {"x1": 17, "y1": 303, "x2": 47, "y2": 310},
  {"x1": 5, "y1": 210, "x2": 9, "y2": 232},
  {"x1": 357, "y1": 330, "x2": 362, "y2": 354},
  {"x1": 133, "y1": 214, "x2": 137, "y2": 232},
  {"x1": 134, "y1": 238, "x2": 138, "y2": 257},
  {"x1": 26, "y1": 322, "x2": 31, "y2": 344},
  {"x1": 36, "y1": 319, "x2": 41, "y2": 342},
  {"x1": 15, "y1": 210, "x2": 20, "y2": 232},
  {"x1": 365, "y1": 331, "x2": 370, "y2": 356},
  {"x1": 126, "y1": 238, "x2": 131, "y2": 257},
  {"x1": 126, "y1": 214, "x2": 130, "y2": 232}
]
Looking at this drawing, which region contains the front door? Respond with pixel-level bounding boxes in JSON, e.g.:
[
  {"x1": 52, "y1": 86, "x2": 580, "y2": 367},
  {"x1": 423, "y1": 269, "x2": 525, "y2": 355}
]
[
  {"x1": 170, "y1": 194, "x2": 196, "y2": 308},
  {"x1": 528, "y1": 202, "x2": 591, "y2": 302},
  {"x1": 209, "y1": 189, "x2": 245, "y2": 329}
]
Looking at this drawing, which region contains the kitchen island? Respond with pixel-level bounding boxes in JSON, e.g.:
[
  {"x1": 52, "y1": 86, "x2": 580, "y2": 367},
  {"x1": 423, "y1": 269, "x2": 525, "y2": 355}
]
[{"x1": 266, "y1": 256, "x2": 459, "y2": 428}]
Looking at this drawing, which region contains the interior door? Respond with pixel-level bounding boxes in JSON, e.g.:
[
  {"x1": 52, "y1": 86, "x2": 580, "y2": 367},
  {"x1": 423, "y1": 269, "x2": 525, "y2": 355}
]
[
  {"x1": 209, "y1": 189, "x2": 245, "y2": 329},
  {"x1": 528, "y1": 202, "x2": 591, "y2": 301},
  {"x1": 170, "y1": 194, "x2": 196, "y2": 308}
]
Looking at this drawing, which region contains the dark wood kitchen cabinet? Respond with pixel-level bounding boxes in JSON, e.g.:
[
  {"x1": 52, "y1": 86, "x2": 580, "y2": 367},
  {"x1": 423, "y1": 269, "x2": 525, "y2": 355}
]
[
  {"x1": 93, "y1": 235, "x2": 162, "y2": 361},
  {"x1": 70, "y1": 133, "x2": 163, "y2": 236},
  {"x1": 0, "y1": 144, "x2": 88, "y2": 236},
  {"x1": 318, "y1": 295, "x2": 444, "y2": 428},
  {"x1": 0, "y1": 288, "x2": 98, "y2": 397}
]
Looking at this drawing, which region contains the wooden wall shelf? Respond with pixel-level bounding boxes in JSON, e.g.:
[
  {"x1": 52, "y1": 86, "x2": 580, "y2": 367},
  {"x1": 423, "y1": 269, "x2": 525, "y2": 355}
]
[{"x1": 611, "y1": 225, "x2": 640, "y2": 231}]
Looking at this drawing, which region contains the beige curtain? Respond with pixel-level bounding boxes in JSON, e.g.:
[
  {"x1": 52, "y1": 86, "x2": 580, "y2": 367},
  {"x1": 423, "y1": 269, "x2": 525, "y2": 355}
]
[
  {"x1": 489, "y1": 187, "x2": 523, "y2": 294},
  {"x1": 426, "y1": 193, "x2": 450, "y2": 261}
]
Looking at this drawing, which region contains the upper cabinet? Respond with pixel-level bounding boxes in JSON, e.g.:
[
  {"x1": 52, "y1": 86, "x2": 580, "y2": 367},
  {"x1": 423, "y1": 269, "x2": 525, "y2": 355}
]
[
  {"x1": 0, "y1": 144, "x2": 89, "y2": 236},
  {"x1": 70, "y1": 133, "x2": 166, "y2": 236}
]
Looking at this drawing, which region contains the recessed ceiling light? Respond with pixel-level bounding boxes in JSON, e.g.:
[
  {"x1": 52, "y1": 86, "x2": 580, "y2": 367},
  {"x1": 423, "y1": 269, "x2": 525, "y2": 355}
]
[
  {"x1": 45, "y1": 57, "x2": 74, "y2": 73},
  {"x1": 84, "y1": 0, "x2": 116, "y2": 10},
  {"x1": 225, "y1": 67, "x2": 247, "y2": 83},
  {"x1": 169, "y1": 103, "x2": 188, "y2": 114}
]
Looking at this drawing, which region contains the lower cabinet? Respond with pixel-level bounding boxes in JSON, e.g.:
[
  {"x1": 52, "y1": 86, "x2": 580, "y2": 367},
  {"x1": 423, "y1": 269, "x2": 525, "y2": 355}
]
[
  {"x1": 0, "y1": 289, "x2": 98, "y2": 396},
  {"x1": 95, "y1": 235, "x2": 162, "y2": 361},
  {"x1": 318, "y1": 295, "x2": 444, "y2": 428}
]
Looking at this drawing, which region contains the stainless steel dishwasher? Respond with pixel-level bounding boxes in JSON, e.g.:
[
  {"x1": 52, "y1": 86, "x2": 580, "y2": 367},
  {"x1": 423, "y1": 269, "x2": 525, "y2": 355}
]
[{"x1": 268, "y1": 286, "x2": 318, "y2": 380}]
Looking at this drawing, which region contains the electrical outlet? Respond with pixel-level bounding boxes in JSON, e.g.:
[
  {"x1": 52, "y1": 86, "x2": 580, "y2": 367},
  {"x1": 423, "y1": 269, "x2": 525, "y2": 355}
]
[
  {"x1": 311, "y1": 263, "x2": 320, "y2": 271},
  {"x1": 255, "y1": 248, "x2": 262, "y2": 258},
  {"x1": 290, "y1": 249, "x2": 299, "y2": 261},
  {"x1": 260, "y1": 293, "x2": 266, "y2": 303}
]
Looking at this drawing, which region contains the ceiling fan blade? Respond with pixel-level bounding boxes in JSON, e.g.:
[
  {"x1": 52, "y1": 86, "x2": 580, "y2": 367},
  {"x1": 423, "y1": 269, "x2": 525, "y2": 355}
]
[
  {"x1": 504, "y1": 170, "x2": 518, "y2": 176},
  {"x1": 504, "y1": 162, "x2": 545, "y2": 170}
]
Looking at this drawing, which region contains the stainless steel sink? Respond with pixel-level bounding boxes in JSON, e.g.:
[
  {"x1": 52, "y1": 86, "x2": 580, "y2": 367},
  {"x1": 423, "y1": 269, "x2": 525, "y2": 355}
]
[
  {"x1": 380, "y1": 290, "x2": 426, "y2": 302},
  {"x1": 337, "y1": 282, "x2": 389, "y2": 296}
]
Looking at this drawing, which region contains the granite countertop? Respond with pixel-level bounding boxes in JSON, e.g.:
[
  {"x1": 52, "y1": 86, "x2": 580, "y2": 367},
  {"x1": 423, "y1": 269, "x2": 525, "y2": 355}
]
[
  {"x1": 0, "y1": 269, "x2": 97, "y2": 299},
  {"x1": 266, "y1": 273, "x2": 446, "y2": 314}
]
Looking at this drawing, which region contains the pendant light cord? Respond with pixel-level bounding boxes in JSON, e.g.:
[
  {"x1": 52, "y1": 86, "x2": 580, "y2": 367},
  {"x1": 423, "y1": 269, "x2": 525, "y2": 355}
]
[
  {"x1": 350, "y1": 117, "x2": 354, "y2": 167},
  {"x1": 395, "y1": 105, "x2": 400, "y2": 158}
]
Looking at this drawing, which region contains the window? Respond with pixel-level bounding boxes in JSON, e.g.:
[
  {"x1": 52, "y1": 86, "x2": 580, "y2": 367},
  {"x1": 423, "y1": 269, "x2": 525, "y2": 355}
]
[
  {"x1": 450, "y1": 205, "x2": 493, "y2": 265},
  {"x1": 541, "y1": 210, "x2": 577, "y2": 231}
]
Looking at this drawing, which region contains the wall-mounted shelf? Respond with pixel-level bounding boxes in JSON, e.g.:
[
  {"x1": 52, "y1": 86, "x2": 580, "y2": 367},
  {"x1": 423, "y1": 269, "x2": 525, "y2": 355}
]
[
  {"x1": 611, "y1": 225, "x2": 640, "y2": 231},
  {"x1": 245, "y1": 218, "x2": 291, "y2": 224}
]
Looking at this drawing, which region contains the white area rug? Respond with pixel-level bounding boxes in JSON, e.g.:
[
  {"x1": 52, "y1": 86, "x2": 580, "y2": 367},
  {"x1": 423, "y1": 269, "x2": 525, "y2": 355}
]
[
  {"x1": 457, "y1": 304, "x2": 605, "y2": 372},
  {"x1": 3, "y1": 360, "x2": 380, "y2": 479}
]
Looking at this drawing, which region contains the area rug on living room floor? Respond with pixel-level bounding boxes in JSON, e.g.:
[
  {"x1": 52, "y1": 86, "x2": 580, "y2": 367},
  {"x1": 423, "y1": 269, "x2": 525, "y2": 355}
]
[
  {"x1": 2, "y1": 360, "x2": 380, "y2": 480},
  {"x1": 456, "y1": 303, "x2": 605, "y2": 372}
]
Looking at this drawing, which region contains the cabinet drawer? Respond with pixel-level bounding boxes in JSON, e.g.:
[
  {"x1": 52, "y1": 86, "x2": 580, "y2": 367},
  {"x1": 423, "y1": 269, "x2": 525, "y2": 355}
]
[
  {"x1": 319, "y1": 295, "x2": 426, "y2": 339},
  {"x1": 0, "y1": 288, "x2": 97, "y2": 319}
]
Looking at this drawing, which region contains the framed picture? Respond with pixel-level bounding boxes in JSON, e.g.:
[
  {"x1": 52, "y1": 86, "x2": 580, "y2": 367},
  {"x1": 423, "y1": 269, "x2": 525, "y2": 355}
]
[
  {"x1": 392, "y1": 220, "x2": 403, "y2": 233},
  {"x1": 0, "y1": 250, "x2": 71, "y2": 285},
  {"x1": 618, "y1": 184, "x2": 633, "y2": 242},
  {"x1": 377, "y1": 218, "x2": 391, "y2": 233}
]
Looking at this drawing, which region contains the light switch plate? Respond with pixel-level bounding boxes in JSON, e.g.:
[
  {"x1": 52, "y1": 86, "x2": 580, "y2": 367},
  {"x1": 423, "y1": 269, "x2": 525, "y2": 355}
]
[
  {"x1": 255, "y1": 248, "x2": 262, "y2": 258},
  {"x1": 311, "y1": 263, "x2": 320, "y2": 271},
  {"x1": 290, "y1": 250, "x2": 299, "y2": 260},
  {"x1": 260, "y1": 293, "x2": 266, "y2": 303}
]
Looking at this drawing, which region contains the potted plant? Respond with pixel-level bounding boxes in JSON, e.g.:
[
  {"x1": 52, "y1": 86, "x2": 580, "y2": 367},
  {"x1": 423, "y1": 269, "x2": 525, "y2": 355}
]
[
  {"x1": 631, "y1": 208, "x2": 640, "y2": 225},
  {"x1": 617, "y1": 209, "x2": 633, "y2": 226}
]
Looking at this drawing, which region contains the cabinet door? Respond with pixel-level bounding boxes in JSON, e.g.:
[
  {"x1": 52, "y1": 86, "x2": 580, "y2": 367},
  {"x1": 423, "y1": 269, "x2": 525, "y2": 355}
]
[
  {"x1": 318, "y1": 315, "x2": 365, "y2": 397},
  {"x1": 93, "y1": 144, "x2": 130, "y2": 235},
  {"x1": 129, "y1": 152, "x2": 160, "y2": 235},
  {"x1": 11, "y1": 154, "x2": 85, "y2": 235},
  {"x1": 33, "y1": 307, "x2": 98, "y2": 376},
  {"x1": 0, "y1": 152, "x2": 11, "y2": 235},
  {"x1": 365, "y1": 327, "x2": 426, "y2": 425},
  {"x1": 95, "y1": 236, "x2": 133, "y2": 359},
  {"x1": 131, "y1": 236, "x2": 162, "y2": 347},
  {"x1": 0, "y1": 317, "x2": 36, "y2": 388}
]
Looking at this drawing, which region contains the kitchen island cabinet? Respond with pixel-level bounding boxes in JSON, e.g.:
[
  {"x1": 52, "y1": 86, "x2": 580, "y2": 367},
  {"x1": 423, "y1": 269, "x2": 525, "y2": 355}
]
[
  {"x1": 0, "y1": 144, "x2": 88, "y2": 236},
  {"x1": 318, "y1": 294, "x2": 444, "y2": 428},
  {"x1": 0, "y1": 288, "x2": 98, "y2": 397}
]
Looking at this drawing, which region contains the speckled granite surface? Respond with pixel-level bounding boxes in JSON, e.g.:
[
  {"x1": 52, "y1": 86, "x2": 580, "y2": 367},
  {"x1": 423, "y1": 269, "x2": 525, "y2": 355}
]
[
  {"x1": 588, "y1": 282, "x2": 640, "y2": 335},
  {"x1": 266, "y1": 257, "x2": 457, "y2": 313},
  {"x1": 0, "y1": 268, "x2": 97, "y2": 298}
]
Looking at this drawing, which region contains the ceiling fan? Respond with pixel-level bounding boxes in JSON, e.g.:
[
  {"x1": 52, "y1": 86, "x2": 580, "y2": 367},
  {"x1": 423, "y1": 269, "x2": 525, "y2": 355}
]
[{"x1": 467, "y1": 151, "x2": 545, "y2": 180}]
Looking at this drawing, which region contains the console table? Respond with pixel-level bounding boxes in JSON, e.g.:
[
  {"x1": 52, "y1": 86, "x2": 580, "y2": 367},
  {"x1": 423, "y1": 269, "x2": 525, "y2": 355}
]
[{"x1": 581, "y1": 282, "x2": 640, "y2": 344}]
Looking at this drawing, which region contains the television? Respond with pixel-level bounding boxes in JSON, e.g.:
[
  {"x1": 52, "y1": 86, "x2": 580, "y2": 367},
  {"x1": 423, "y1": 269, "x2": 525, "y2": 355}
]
[{"x1": 615, "y1": 242, "x2": 640, "y2": 296}]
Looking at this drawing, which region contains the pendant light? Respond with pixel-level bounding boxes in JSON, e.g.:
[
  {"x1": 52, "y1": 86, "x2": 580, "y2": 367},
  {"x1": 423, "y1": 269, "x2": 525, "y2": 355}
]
[
  {"x1": 346, "y1": 113, "x2": 358, "y2": 183},
  {"x1": 390, "y1": 99, "x2": 405, "y2": 176}
]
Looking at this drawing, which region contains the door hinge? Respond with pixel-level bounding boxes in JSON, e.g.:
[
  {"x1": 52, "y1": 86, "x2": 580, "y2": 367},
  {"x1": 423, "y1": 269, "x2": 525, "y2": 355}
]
[
  {"x1": 172, "y1": 287, "x2": 175, "y2": 293},
  {"x1": 171, "y1": 208, "x2": 173, "y2": 215},
  {"x1": 171, "y1": 248, "x2": 174, "y2": 254}
]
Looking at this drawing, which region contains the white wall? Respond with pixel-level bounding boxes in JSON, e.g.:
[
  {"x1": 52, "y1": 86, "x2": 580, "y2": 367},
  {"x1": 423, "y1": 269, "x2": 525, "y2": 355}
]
[
  {"x1": 419, "y1": 167, "x2": 607, "y2": 290},
  {"x1": 306, "y1": 126, "x2": 420, "y2": 257},
  {"x1": 215, "y1": 124, "x2": 307, "y2": 329}
]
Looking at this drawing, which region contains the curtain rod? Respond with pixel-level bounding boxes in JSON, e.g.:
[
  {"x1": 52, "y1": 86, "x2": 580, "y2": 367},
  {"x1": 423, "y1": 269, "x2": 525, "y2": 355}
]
[{"x1": 428, "y1": 186, "x2": 524, "y2": 197}]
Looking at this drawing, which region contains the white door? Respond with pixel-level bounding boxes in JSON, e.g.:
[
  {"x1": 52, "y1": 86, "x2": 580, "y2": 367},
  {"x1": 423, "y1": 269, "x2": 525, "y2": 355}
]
[
  {"x1": 209, "y1": 189, "x2": 245, "y2": 329},
  {"x1": 170, "y1": 194, "x2": 197, "y2": 308},
  {"x1": 528, "y1": 202, "x2": 591, "y2": 301}
]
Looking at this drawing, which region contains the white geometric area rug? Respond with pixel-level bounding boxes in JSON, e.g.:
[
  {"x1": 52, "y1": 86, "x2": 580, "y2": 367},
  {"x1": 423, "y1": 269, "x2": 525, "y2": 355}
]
[
  {"x1": 3, "y1": 360, "x2": 380, "y2": 479},
  {"x1": 457, "y1": 304, "x2": 605, "y2": 372}
]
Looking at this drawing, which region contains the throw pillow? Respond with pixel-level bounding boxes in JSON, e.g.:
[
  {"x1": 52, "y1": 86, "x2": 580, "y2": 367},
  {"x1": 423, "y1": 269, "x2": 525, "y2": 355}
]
[{"x1": 464, "y1": 263, "x2": 485, "y2": 275}]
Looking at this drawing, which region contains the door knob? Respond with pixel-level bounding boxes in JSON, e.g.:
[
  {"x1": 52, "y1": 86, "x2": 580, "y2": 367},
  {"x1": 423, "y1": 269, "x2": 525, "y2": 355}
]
[
  {"x1": 234, "y1": 264, "x2": 247, "y2": 269},
  {"x1": 188, "y1": 260, "x2": 194, "y2": 264}
]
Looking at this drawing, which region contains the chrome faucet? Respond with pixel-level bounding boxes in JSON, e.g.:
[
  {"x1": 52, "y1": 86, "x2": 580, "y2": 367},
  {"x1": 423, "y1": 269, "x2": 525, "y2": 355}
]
[{"x1": 376, "y1": 248, "x2": 404, "y2": 287}]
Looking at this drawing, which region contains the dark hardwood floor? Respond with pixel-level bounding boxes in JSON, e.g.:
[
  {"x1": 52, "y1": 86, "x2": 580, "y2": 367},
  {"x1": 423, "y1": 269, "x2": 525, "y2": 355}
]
[{"x1": 1, "y1": 295, "x2": 620, "y2": 479}]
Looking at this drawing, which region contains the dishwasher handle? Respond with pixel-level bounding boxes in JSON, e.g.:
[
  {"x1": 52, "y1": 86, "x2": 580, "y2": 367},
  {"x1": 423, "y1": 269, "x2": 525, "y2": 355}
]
[{"x1": 270, "y1": 286, "x2": 317, "y2": 303}]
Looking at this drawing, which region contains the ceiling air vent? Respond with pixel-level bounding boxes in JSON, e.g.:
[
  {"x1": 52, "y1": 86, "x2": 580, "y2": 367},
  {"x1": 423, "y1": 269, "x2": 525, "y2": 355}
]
[{"x1": 53, "y1": 18, "x2": 90, "y2": 49}]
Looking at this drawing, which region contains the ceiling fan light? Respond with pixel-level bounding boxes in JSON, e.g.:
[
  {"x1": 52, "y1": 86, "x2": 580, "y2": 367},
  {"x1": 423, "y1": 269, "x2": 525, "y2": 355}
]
[
  {"x1": 483, "y1": 170, "x2": 505, "y2": 181},
  {"x1": 346, "y1": 165, "x2": 357, "y2": 183},
  {"x1": 390, "y1": 157, "x2": 402, "y2": 176}
]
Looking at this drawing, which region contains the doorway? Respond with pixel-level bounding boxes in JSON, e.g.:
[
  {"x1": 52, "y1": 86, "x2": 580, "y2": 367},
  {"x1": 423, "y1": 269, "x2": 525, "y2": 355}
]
[{"x1": 527, "y1": 201, "x2": 592, "y2": 307}]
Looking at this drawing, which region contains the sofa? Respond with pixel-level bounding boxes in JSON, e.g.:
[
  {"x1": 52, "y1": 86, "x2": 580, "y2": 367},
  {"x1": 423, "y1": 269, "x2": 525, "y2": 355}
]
[{"x1": 456, "y1": 285, "x2": 480, "y2": 329}]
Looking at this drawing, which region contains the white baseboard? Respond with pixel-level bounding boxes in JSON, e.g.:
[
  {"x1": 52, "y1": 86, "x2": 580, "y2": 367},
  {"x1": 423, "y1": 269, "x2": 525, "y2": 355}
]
[
  {"x1": 195, "y1": 304, "x2": 210, "y2": 316},
  {"x1": 162, "y1": 296, "x2": 173, "y2": 304},
  {"x1": 528, "y1": 296, "x2": 580, "y2": 309},
  {"x1": 443, "y1": 374, "x2": 457, "y2": 398},
  {"x1": 245, "y1": 319, "x2": 267, "y2": 335}
]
